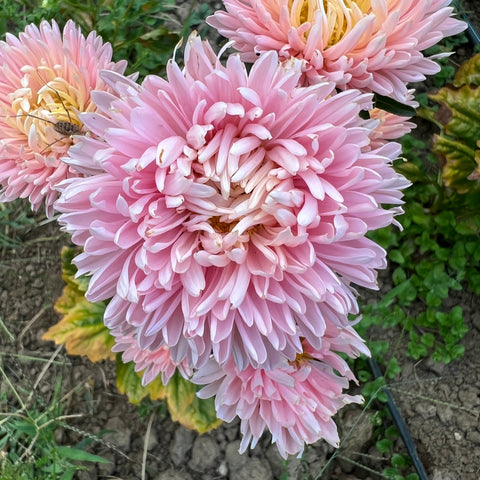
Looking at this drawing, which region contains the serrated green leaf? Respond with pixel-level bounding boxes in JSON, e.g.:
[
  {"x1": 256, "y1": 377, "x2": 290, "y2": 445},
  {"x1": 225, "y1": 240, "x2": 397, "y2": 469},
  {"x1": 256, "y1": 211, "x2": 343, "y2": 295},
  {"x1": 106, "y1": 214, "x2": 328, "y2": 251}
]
[
  {"x1": 385, "y1": 358, "x2": 401, "y2": 379},
  {"x1": 421, "y1": 333, "x2": 435, "y2": 348},
  {"x1": 449, "y1": 344, "x2": 465, "y2": 359},
  {"x1": 449, "y1": 305, "x2": 463, "y2": 322},
  {"x1": 376, "y1": 438, "x2": 393, "y2": 453},
  {"x1": 405, "y1": 474, "x2": 420, "y2": 480},
  {"x1": 392, "y1": 453, "x2": 408, "y2": 468}
]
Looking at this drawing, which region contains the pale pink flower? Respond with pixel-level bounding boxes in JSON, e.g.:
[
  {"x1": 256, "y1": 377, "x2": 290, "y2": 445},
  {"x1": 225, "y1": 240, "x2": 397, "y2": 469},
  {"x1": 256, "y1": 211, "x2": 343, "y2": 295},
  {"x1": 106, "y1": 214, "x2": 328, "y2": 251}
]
[
  {"x1": 112, "y1": 329, "x2": 193, "y2": 385},
  {"x1": 207, "y1": 0, "x2": 466, "y2": 102},
  {"x1": 367, "y1": 89, "x2": 418, "y2": 149},
  {"x1": 0, "y1": 20, "x2": 127, "y2": 216},
  {"x1": 192, "y1": 329, "x2": 368, "y2": 458},
  {"x1": 56, "y1": 35, "x2": 408, "y2": 372}
]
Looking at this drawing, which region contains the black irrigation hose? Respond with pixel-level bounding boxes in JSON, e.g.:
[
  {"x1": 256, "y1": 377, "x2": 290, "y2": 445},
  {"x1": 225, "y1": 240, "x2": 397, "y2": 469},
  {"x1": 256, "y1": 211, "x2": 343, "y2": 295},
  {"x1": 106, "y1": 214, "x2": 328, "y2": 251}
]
[
  {"x1": 366, "y1": 7, "x2": 480, "y2": 480},
  {"x1": 453, "y1": 1, "x2": 480, "y2": 47},
  {"x1": 367, "y1": 358, "x2": 429, "y2": 480}
]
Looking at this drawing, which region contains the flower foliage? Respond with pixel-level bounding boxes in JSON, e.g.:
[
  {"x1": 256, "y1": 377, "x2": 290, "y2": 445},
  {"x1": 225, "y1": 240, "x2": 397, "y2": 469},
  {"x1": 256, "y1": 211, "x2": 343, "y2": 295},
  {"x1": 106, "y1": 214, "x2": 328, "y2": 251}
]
[
  {"x1": 55, "y1": 33, "x2": 409, "y2": 455},
  {"x1": 425, "y1": 52, "x2": 480, "y2": 193},
  {"x1": 44, "y1": 246, "x2": 114, "y2": 363},
  {"x1": 0, "y1": 20, "x2": 127, "y2": 216},
  {"x1": 207, "y1": 0, "x2": 466, "y2": 102}
]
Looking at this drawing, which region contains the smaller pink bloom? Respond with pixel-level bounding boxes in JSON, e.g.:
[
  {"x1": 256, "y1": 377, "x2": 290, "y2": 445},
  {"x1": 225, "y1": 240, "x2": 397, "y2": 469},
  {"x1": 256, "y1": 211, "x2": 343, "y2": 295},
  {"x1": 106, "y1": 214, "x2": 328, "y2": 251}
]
[
  {"x1": 192, "y1": 328, "x2": 368, "y2": 458},
  {"x1": 367, "y1": 90, "x2": 418, "y2": 149},
  {"x1": 207, "y1": 0, "x2": 466, "y2": 102},
  {"x1": 112, "y1": 328, "x2": 193, "y2": 385},
  {"x1": 0, "y1": 20, "x2": 127, "y2": 216}
]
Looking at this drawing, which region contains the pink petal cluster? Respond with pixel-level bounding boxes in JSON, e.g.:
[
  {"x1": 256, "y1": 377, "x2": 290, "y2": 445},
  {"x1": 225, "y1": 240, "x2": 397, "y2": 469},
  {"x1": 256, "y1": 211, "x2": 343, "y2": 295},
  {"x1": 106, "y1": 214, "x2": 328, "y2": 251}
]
[
  {"x1": 367, "y1": 90, "x2": 418, "y2": 150},
  {"x1": 193, "y1": 327, "x2": 369, "y2": 458},
  {"x1": 112, "y1": 330, "x2": 193, "y2": 386},
  {"x1": 0, "y1": 20, "x2": 127, "y2": 216},
  {"x1": 55, "y1": 34, "x2": 409, "y2": 455},
  {"x1": 207, "y1": 0, "x2": 466, "y2": 102}
]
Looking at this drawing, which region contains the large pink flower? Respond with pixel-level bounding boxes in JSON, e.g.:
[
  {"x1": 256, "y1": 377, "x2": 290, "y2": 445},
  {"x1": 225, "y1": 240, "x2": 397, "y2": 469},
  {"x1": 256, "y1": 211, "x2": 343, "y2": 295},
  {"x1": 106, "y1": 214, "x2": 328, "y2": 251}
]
[
  {"x1": 207, "y1": 0, "x2": 466, "y2": 101},
  {"x1": 0, "y1": 20, "x2": 127, "y2": 216},
  {"x1": 192, "y1": 329, "x2": 368, "y2": 458},
  {"x1": 56, "y1": 34, "x2": 408, "y2": 372}
]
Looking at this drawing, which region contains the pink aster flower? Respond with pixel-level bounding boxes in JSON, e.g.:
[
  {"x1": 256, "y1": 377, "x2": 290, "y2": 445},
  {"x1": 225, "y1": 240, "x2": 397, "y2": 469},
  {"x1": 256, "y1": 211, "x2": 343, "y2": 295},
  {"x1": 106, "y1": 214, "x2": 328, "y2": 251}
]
[
  {"x1": 56, "y1": 34, "x2": 408, "y2": 373},
  {"x1": 367, "y1": 89, "x2": 417, "y2": 149},
  {"x1": 207, "y1": 0, "x2": 466, "y2": 101},
  {"x1": 112, "y1": 329, "x2": 193, "y2": 385},
  {"x1": 0, "y1": 20, "x2": 127, "y2": 216},
  {"x1": 192, "y1": 329, "x2": 368, "y2": 458}
]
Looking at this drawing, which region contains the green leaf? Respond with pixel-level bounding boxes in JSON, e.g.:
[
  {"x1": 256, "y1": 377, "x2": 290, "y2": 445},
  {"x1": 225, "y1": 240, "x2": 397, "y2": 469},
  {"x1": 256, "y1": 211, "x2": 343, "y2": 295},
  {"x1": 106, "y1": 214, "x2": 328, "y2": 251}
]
[
  {"x1": 405, "y1": 474, "x2": 420, "y2": 480},
  {"x1": 421, "y1": 333, "x2": 435, "y2": 348},
  {"x1": 373, "y1": 93, "x2": 417, "y2": 117},
  {"x1": 450, "y1": 305, "x2": 463, "y2": 323},
  {"x1": 408, "y1": 341, "x2": 427, "y2": 360},
  {"x1": 393, "y1": 160, "x2": 427, "y2": 183},
  {"x1": 389, "y1": 249, "x2": 405, "y2": 265},
  {"x1": 385, "y1": 357, "x2": 401, "y2": 379},
  {"x1": 357, "y1": 369, "x2": 372, "y2": 382},
  {"x1": 449, "y1": 344, "x2": 465, "y2": 359},
  {"x1": 60, "y1": 467, "x2": 76, "y2": 480},
  {"x1": 392, "y1": 453, "x2": 409, "y2": 468},
  {"x1": 55, "y1": 446, "x2": 110, "y2": 463},
  {"x1": 385, "y1": 425, "x2": 399, "y2": 438},
  {"x1": 376, "y1": 438, "x2": 393, "y2": 453}
]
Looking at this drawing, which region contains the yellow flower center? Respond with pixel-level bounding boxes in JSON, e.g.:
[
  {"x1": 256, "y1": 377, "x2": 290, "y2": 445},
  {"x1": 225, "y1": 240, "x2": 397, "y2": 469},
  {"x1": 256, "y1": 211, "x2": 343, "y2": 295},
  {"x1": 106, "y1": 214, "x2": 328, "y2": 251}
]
[
  {"x1": 8, "y1": 66, "x2": 83, "y2": 155},
  {"x1": 210, "y1": 216, "x2": 236, "y2": 234},
  {"x1": 288, "y1": 0, "x2": 371, "y2": 46},
  {"x1": 289, "y1": 349, "x2": 315, "y2": 368}
]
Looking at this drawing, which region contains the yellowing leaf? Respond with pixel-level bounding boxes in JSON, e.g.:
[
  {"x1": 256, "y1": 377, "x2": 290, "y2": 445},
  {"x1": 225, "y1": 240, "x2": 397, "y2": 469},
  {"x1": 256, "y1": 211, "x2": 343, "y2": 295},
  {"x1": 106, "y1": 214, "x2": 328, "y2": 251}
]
[
  {"x1": 454, "y1": 51, "x2": 480, "y2": 87},
  {"x1": 427, "y1": 52, "x2": 480, "y2": 193},
  {"x1": 146, "y1": 375, "x2": 168, "y2": 402},
  {"x1": 115, "y1": 357, "x2": 167, "y2": 405},
  {"x1": 44, "y1": 300, "x2": 114, "y2": 362},
  {"x1": 165, "y1": 372, "x2": 222, "y2": 434},
  {"x1": 43, "y1": 247, "x2": 114, "y2": 362},
  {"x1": 116, "y1": 358, "x2": 150, "y2": 405}
]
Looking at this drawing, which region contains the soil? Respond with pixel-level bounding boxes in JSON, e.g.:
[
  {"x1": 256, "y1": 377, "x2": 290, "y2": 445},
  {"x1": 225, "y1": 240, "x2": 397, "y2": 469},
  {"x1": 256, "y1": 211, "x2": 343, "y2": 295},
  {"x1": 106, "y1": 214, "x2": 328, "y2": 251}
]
[{"x1": 1, "y1": 2, "x2": 480, "y2": 480}]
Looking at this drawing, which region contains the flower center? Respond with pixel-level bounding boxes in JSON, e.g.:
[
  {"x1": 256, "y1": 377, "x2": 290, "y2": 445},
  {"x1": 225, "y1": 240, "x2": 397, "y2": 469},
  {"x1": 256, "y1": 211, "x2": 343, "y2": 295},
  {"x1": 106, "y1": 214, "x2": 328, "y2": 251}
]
[
  {"x1": 8, "y1": 66, "x2": 83, "y2": 154},
  {"x1": 210, "y1": 216, "x2": 236, "y2": 234},
  {"x1": 288, "y1": 0, "x2": 371, "y2": 46}
]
